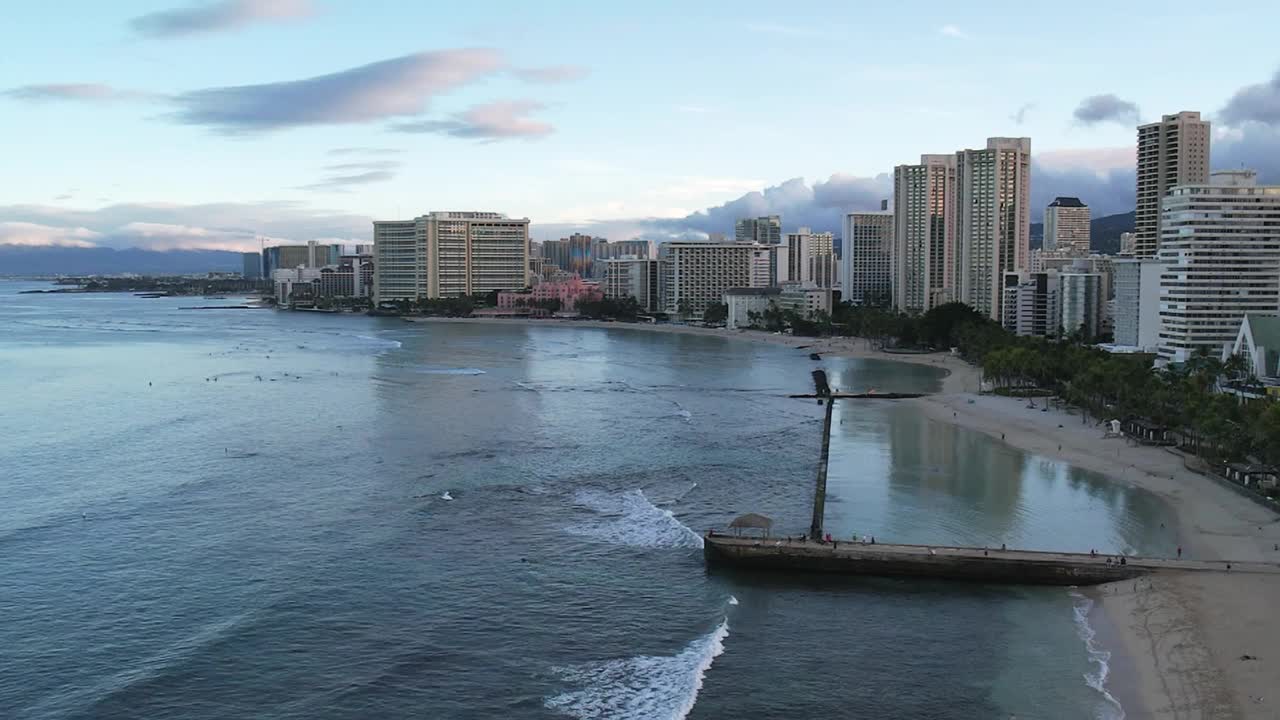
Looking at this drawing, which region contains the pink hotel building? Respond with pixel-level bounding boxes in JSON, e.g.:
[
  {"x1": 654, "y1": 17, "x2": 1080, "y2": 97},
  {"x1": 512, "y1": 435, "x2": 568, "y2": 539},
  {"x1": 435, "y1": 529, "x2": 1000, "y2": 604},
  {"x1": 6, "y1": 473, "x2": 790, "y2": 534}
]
[{"x1": 497, "y1": 276, "x2": 604, "y2": 314}]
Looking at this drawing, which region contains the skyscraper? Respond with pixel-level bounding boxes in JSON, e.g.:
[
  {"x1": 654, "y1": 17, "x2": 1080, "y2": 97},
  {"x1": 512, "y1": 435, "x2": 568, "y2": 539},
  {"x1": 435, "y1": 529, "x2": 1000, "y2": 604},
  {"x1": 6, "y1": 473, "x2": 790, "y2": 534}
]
[
  {"x1": 734, "y1": 215, "x2": 781, "y2": 245},
  {"x1": 372, "y1": 220, "x2": 422, "y2": 303},
  {"x1": 808, "y1": 231, "x2": 837, "y2": 289},
  {"x1": 955, "y1": 137, "x2": 1032, "y2": 320},
  {"x1": 1135, "y1": 111, "x2": 1210, "y2": 258},
  {"x1": 893, "y1": 154, "x2": 956, "y2": 313},
  {"x1": 1043, "y1": 197, "x2": 1090, "y2": 255},
  {"x1": 1156, "y1": 170, "x2": 1280, "y2": 363},
  {"x1": 843, "y1": 211, "x2": 893, "y2": 306}
]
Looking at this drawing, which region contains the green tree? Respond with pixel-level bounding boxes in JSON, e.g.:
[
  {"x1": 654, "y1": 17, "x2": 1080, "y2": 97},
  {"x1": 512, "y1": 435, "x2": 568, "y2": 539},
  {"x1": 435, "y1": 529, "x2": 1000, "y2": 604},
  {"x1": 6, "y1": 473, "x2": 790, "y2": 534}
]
[{"x1": 702, "y1": 302, "x2": 728, "y2": 325}]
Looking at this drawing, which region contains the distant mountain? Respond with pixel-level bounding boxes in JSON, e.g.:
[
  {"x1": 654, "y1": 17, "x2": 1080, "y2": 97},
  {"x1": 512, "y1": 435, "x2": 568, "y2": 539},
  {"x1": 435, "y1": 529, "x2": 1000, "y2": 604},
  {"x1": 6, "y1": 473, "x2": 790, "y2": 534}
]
[
  {"x1": 0, "y1": 246, "x2": 244, "y2": 276},
  {"x1": 1029, "y1": 211, "x2": 1134, "y2": 254}
]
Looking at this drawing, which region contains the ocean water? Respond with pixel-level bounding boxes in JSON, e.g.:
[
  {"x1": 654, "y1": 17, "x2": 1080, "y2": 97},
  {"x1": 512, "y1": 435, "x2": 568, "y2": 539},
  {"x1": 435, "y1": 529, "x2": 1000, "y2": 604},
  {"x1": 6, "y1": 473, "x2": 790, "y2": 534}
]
[{"x1": 0, "y1": 280, "x2": 1177, "y2": 719}]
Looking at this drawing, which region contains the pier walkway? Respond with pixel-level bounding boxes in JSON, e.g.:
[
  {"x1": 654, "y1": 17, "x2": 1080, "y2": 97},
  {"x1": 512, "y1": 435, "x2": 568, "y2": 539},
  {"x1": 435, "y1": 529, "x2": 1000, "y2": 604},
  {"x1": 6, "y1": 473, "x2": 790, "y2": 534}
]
[{"x1": 704, "y1": 535, "x2": 1280, "y2": 586}]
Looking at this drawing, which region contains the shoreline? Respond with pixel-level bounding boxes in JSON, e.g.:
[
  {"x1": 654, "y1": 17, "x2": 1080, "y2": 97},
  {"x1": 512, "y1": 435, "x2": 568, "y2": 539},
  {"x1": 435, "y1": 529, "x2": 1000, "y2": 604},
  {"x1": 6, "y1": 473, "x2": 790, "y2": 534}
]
[
  {"x1": 402, "y1": 315, "x2": 1280, "y2": 718},
  {"x1": 914, "y1": 391, "x2": 1280, "y2": 719},
  {"x1": 401, "y1": 316, "x2": 979, "y2": 394}
]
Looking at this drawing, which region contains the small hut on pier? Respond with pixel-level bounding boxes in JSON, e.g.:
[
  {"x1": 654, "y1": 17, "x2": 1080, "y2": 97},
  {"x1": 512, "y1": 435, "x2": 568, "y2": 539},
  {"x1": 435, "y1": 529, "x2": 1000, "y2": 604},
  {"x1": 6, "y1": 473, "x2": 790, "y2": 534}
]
[{"x1": 729, "y1": 513, "x2": 773, "y2": 538}]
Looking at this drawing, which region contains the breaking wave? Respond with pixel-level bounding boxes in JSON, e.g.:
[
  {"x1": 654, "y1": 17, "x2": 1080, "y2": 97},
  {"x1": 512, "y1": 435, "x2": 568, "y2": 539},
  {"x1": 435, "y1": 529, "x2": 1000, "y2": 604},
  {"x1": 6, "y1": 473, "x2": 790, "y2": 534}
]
[
  {"x1": 545, "y1": 619, "x2": 729, "y2": 720},
  {"x1": 1069, "y1": 590, "x2": 1125, "y2": 720},
  {"x1": 565, "y1": 489, "x2": 703, "y2": 549}
]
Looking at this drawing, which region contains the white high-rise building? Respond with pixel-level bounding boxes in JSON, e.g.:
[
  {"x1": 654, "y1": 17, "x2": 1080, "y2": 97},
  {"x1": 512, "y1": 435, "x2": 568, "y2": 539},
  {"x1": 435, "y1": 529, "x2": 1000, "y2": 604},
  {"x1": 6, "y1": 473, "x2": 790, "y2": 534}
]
[
  {"x1": 661, "y1": 242, "x2": 755, "y2": 318},
  {"x1": 1157, "y1": 170, "x2": 1280, "y2": 363},
  {"x1": 1043, "y1": 197, "x2": 1090, "y2": 254},
  {"x1": 956, "y1": 137, "x2": 1032, "y2": 321},
  {"x1": 893, "y1": 154, "x2": 956, "y2": 313},
  {"x1": 1112, "y1": 258, "x2": 1163, "y2": 350},
  {"x1": 372, "y1": 220, "x2": 421, "y2": 303},
  {"x1": 373, "y1": 212, "x2": 529, "y2": 304},
  {"x1": 843, "y1": 211, "x2": 893, "y2": 306},
  {"x1": 602, "y1": 257, "x2": 667, "y2": 313},
  {"x1": 1135, "y1": 111, "x2": 1210, "y2": 258},
  {"x1": 749, "y1": 245, "x2": 777, "y2": 288}
]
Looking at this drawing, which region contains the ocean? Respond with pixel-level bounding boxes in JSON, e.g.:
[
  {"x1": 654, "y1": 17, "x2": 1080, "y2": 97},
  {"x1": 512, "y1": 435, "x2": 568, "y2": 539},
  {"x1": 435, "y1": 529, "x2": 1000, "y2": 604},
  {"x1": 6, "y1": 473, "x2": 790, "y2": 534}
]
[{"x1": 0, "y1": 280, "x2": 1177, "y2": 719}]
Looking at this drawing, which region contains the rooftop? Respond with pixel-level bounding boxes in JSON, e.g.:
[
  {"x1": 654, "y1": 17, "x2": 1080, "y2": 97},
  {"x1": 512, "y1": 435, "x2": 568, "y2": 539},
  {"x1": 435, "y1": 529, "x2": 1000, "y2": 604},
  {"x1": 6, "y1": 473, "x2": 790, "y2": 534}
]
[{"x1": 1048, "y1": 196, "x2": 1086, "y2": 208}]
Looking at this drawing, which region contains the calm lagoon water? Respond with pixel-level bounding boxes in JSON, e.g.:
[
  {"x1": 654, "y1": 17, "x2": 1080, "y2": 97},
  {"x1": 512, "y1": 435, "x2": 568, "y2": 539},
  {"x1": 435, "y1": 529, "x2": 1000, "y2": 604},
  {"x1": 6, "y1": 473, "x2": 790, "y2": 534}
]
[{"x1": 0, "y1": 280, "x2": 1175, "y2": 719}]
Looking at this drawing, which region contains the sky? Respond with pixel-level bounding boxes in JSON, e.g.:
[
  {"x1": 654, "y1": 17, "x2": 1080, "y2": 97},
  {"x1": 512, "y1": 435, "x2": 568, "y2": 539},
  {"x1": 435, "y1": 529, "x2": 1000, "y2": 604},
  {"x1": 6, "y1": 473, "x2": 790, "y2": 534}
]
[{"x1": 4, "y1": 0, "x2": 1280, "y2": 251}]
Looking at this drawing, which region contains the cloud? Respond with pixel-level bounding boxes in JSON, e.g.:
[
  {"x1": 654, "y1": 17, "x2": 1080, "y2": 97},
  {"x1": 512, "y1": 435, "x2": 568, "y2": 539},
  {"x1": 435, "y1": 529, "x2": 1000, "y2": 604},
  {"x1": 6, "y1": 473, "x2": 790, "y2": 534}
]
[
  {"x1": 172, "y1": 48, "x2": 504, "y2": 132},
  {"x1": 512, "y1": 65, "x2": 588, "y2": 83},
  {"x1": 939, "y1": 25, "x2": 968, "y2": 39},
  {"x1": 0, "y1": 221, "x2": 101, "y2": 248},
  {"x1": 392, "y1": 100, "x2": 553, "y2": 141},
  {"x1": 131, "y1": 0, "x2": 314, "y2": 38},
  {"x1": 3, "y1": 83, "x2": 152, "y2": 103},
  {"x1": 0, "y1": 201, "x2": 371, "y2": 252},
  {"x1": 321, "y1": 160, "x2": 400, "y2": 172},
  {"x1": 326, "y1": 146, "x2": 403, "y2": 156},
  {"x1": 1010, "y1": 102, "x2": 1035, "y2": 125},
  {"x1": 1220, "y1": 68, "x2": 1280, "y2": 127},
  {"x1": 296, "y1": 170, "x2": 397, "y2": 192},
  {"x1": 1073, "y1": 94, "x2": 1141, "y2": 126}
]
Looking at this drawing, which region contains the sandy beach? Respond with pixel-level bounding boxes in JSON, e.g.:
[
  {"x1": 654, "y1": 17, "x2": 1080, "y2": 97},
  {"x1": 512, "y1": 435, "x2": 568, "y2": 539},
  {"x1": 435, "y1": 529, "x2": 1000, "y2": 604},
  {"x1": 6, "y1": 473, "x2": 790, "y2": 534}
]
[
  {"x1": 407, "y1": 316, "x2": 1280, "y2": 717},
  {"x1": 916, "y1": 386, "x2": 1280, "y2": 719}
]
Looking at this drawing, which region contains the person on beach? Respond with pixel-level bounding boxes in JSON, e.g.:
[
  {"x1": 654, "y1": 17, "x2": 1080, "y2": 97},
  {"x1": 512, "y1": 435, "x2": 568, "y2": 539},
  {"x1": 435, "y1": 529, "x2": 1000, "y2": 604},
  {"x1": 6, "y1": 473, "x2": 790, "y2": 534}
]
[{"x1": 1177, "y1": 546, "x2": 1182, "y2": 559}]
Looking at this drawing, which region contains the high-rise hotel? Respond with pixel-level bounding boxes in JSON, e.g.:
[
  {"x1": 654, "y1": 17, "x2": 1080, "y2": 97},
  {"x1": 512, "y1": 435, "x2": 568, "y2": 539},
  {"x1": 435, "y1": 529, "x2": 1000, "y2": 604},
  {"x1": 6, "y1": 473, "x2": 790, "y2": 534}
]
[
  {"x1": 1135, "y1": 111, "x2": 1210, "y2": 258},
  {"x1": 1156, "y1": 170, "x2": 1280, "y2": 363},
  {"x1": 893, "y1": 154, "x2": 956, "y2": 314},
  {"x1": 373, "y1": 212, "x2": 529, "y2": 304},
  {"x1": 955, "y1": 137, "x2": 1032, "y2": 321}
]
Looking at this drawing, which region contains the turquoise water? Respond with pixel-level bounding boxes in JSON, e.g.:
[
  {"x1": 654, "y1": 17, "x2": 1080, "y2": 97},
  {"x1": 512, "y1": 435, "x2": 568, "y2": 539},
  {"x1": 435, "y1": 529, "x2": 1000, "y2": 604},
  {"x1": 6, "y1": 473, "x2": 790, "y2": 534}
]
[{"x1": 0, "y1": 280, "x2": 1174, "y2": 718}]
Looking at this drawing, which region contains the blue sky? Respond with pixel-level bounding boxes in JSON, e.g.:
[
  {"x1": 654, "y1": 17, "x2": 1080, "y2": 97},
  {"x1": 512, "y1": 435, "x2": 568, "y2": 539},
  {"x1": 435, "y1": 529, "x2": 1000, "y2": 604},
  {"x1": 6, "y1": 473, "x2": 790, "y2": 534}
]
[{"x1": 4, "y1": 0, "x2": 1280, "y2": 250}]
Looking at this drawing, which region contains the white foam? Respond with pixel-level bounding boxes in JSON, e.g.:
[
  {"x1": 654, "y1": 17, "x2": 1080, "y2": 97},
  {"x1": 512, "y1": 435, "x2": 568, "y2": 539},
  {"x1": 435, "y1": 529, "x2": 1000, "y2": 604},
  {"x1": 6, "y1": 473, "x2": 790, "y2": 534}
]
[
  {"x1": 1069, "y1": 590, "x2": 1125, "y2": 720},
  {"x1": 441, "y1": 491, "x2": 454, "y2": 501},
  {"x1": 416, "y1": 366, "x2": 486, "y2": 375},
  {"x1": 728, "y1": 596, "x2": 739, "y2": 606},
  {"x1": 546, "y1": 619, "x2": 729, "y2": 720},
  {"x1": 565, "y1": 489, "x2": 704, "y2": 549}
]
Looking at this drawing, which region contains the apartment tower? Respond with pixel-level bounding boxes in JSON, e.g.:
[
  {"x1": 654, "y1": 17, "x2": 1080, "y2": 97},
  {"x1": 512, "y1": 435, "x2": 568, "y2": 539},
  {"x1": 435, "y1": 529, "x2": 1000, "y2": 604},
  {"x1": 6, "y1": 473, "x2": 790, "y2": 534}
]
[
  {"x1": 373, "y1": 212, "x2": 529, "y2": 304},
  {"x1": 1135, "y1": 111, "x2": 1210, "y2": 258},
  {"x1": 956, "y1": 137, "x2": 1032, "y2": 321},
  {"x1": 893, "y1": 154, "x2": 956, "y2": 313}
]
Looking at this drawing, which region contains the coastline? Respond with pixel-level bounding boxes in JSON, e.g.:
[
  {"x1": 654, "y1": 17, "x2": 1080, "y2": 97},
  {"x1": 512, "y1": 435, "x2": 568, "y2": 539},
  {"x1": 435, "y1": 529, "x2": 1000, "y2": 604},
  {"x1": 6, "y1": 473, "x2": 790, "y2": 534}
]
[
  {"x1": 915, "y1": 391, "x2": 1280, "y2": 719},
  {"x1": 403, "y1": 316, "x2": 1280, "y2": 717}
]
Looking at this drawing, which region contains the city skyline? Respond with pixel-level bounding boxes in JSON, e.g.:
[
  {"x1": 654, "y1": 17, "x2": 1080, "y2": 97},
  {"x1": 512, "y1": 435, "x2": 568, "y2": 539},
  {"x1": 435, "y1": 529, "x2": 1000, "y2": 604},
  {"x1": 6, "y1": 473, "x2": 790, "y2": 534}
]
[{"x1": 5, "y1": 1, "x2": 1280, "y2": 253}]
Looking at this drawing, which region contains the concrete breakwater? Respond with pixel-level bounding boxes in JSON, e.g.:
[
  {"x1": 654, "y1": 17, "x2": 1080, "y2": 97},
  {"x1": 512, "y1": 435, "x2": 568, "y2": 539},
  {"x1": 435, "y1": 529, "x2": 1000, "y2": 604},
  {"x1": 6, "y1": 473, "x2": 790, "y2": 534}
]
[{"x1": 703, "y1": 535, "x2": 1279, "y2": 586}]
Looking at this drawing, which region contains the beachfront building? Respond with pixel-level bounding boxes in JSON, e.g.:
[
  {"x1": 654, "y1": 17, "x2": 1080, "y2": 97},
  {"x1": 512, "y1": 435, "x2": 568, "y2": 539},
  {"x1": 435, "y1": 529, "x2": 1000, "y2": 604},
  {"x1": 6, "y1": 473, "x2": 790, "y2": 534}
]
[
  {"x1": 1135, "y1": 111, "x2": 1211, "y2": 258},
  {"x1": 272, "y1": 267, "x2": 321, "y2": 305},
  {"x1": 372, "y1": 220, "x2": 422, "y2": 304},
  {"x1": 1043, "y1": 197, "x2": 1090, "y2": 254},
  {"x1": 735, "y1": 215, "x2": 782, "y2": 245},
  {"x1": 776, "y1": 284, "x2": 833, "y2": 318},
  {"x1": 497, "y1": 276, "x2": 603, "y2": 314},
  {"x1": 955, "y1": 137, "x2": 1032, "y2": 321},
  {"x1": 893, "y1": 154, "x2": 956, "y2": 313},
  {"x1": 1156, "y1": 170, "x2": 1280, "y2": 364},
  {"x1": 1001, "y1": 271, "x2": 1059, "y2": 337},
  {"x1": 373, "y1": 212, "x2": 530, "y2": 304},
  {"x1": 724, "y1": 287, "x2": 781, "y2": 330},
  {"x1": 602, "y1": 257, "x2": 667, "y2": 313},
  {"x1": 843, "y1": 210, "x2": 893, "y2": 306},
  {"x1": 1111, "y1": 258, "x2": 1163, "y2": 351},
  {"x1": 661, "y1": 241, "x2": 754, "y2": 318}
]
